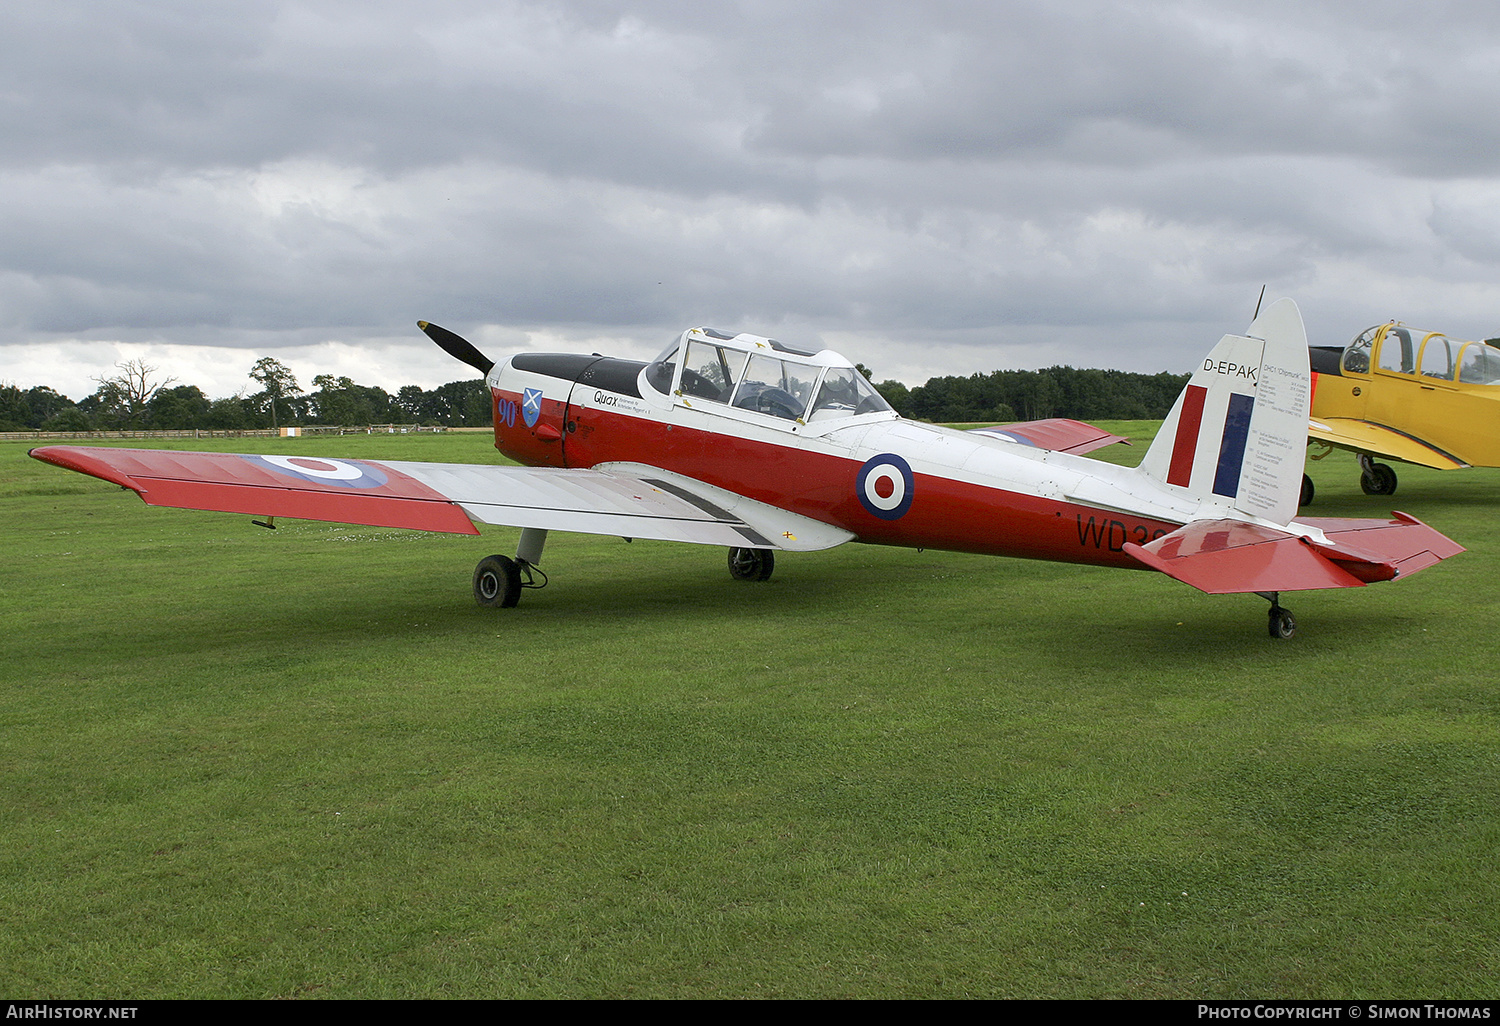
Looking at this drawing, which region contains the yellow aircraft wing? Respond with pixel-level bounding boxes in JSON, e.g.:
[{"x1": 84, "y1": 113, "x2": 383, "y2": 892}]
[{"x1": 1308, "y1": 417, "x2": 1469, "y2": 470}]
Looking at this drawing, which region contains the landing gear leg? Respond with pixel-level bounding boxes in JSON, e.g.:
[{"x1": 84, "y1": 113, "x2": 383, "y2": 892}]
[
  {"x1": 727, "y1": 547, "x2": 775, "y2": 582},
  {"x1": 516, "y1": 528, "x2": 548, "y2": 576},
  {"x1": 1258, "y1": 591, "x2": 1296, "y2": 639},
  {"x1": 473, "y1": 528, "x2": 550, "y2": 609},
  {"x1": 512, "y1": 527, "x2": 549, "y2": 593}
]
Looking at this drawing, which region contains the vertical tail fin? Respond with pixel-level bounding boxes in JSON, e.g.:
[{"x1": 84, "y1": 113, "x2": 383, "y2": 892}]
[{"x1": 1139, "y1": 298, "x2": 1311, "y2": 525}]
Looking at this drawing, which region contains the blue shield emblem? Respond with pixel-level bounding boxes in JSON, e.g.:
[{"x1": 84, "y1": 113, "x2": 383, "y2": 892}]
[{"x1": 522, "y1": 387, "x2": 544, "y2": 428}]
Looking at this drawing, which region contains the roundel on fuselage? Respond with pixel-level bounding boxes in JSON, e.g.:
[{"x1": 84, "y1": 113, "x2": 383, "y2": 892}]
[{"x1": 856, "y1": 453, "x2": 914, "y2": 520}]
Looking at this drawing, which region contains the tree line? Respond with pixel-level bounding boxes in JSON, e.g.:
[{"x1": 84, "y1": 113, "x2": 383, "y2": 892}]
[
  {"x1": 0, "y1": 358, "x2": 491, "y2": 432},
  {"x1": 869, "y1": 365, "x2": 1190, "y2": 422},
  {"x1": 3, "y1": 356, "x2": 1190, "y2": 432}
]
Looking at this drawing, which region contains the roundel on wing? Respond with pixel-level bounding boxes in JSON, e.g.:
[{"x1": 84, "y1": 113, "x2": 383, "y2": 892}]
[
  {"x1": 856, "y1": 453, "x2": 914, "y2": 520},
  {"x1": 251, "y1": 455, "x2": 390, "y2": 489}
]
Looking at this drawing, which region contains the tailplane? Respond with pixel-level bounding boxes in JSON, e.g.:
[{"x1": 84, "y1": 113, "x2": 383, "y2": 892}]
[{"x1": 1139, "y1": 297, "x2": 1311, "y2": 526}]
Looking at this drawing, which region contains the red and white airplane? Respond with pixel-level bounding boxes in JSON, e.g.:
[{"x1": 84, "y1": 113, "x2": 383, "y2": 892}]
[{"x1": 31, "y1": 298, "x2": 1461, "y2": 638}]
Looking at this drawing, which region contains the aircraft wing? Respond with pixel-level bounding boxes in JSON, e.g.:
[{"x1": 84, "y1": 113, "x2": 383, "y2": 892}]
[
  {"x1": 28, "y1": 446, "x2": 854, "y2": 552},
  {"x1": 1122, "y1": 513, "x2": 1463, "y2": 595},
  {"x1": 1308, "y1": 417, "x2": 1468, "y2": 470},
  {"x1": 969, "y1": 418, "x2": 1129, "y2": 455}
]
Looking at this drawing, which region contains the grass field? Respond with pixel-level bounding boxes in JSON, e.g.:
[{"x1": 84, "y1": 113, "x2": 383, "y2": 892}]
[{"x1": 2, "y1": 428, "x2": 1497, "y2": 998}]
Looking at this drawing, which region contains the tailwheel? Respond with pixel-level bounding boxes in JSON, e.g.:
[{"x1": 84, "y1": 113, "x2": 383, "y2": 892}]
[
  {"x1": 474, "y1": 554, "x2": 523, "y2": 608},
  {"x1": 727, "y1": 547, "x2": 775, "y2": 582}
]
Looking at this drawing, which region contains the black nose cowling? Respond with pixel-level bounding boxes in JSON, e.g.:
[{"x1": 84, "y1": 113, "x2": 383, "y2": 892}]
[{"x1": 418, "y1": 320, "x2": 494, "y2": 376}]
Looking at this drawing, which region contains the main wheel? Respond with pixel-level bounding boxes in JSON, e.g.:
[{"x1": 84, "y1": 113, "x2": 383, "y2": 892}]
[
  {"x1": 727, "y1": 547, "x2": 775, "y2": 582},
  {"x1": 1300, "y1": 473, "x2": 1315, "y2": 507},
  {"x1": 1360, "y1": 462, "x2": 1398, "y2": 496},
  {"x1": 1268, "y1": 607, "x2": 1296, "y2": 639},
  {"x1": 474, "y1": 554, "x2": 523, "y2": 608}
]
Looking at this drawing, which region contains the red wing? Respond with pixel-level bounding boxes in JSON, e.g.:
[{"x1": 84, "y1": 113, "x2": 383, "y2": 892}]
[
  {"x1": 32, "y1": 446, "x2": 481, "y2": 534},
  {"x1": 1123, "y1": 513, "x2": 1463, "y2": 595},
  {"x1": 29, "y1": 446, "x2": 856, "y2": 551},
  {"x1": 969, "y1": 418, "x2": 1129, "y2": 455}
]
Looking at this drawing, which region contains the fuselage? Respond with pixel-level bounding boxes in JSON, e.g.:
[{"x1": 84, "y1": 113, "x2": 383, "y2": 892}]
[{"x1": 482, "y1": 328, "x2": 1180, "y2": 569}]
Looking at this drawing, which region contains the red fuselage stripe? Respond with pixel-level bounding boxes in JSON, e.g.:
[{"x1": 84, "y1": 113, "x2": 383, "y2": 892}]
[{"x1": 490, "y1": 387, "x2": 1177, "y2": 569}]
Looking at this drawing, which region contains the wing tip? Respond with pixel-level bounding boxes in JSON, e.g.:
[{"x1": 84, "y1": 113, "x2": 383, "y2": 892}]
[{"x1": 31, "y1": 445, "x2": 145, "y2": 493}]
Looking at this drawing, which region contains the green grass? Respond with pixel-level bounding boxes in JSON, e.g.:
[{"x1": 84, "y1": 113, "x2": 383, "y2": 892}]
[{"x1": 2, "y1": 430, "x2": 1498, "y2": 998}]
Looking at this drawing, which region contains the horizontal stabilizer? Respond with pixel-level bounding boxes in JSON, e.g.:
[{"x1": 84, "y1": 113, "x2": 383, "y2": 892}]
[
  {"x1": 969, "y1": 418, "x2": 1129, "y2": 455},
  {"x1": 1300, "y1": 511, "x2": 1465, "y2": 579},
  {"x1": 1123, "y1": 512, "x2": 1462, "y2": 595}
]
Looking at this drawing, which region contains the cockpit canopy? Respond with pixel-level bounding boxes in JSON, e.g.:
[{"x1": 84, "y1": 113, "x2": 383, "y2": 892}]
[
  {"x1": 1343, "y1": 324, "x2": 1500, "y2": 385},
  {"x1": 644, "y1": 328, "x2": 894, "y2": 422}
]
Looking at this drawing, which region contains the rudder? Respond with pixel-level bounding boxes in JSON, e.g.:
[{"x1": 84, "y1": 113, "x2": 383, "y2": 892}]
[{"x1": 1139, "y1": 298, "x2": 1311, "y2": 525}]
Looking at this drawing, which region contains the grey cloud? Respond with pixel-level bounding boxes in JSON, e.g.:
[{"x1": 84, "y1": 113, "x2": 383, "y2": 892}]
[{"x1": 4, "y1": 0, "x2": 1500, "y2": 393}]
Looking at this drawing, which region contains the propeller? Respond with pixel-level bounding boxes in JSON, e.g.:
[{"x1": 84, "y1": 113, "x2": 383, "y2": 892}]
[{"x1": 418, "y1": 320, "x2": 494, "y2": 376}]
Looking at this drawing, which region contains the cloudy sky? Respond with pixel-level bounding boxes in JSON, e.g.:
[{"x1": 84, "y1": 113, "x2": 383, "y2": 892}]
[{"x1": 5, "y1": 0, "x2": 1500, "y2": 401}]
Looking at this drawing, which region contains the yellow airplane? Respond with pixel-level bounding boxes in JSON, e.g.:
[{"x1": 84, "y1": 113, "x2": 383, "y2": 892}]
[{"x1": 1306, "y1": 321, "x2": 1500, "y2": 500}]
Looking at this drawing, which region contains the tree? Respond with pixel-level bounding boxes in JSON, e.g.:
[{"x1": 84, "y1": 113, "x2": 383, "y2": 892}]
[
  {"x1": 395, "y1": 385, "x2": 426, "y2": 422},
  {"x1": 309, "y1": 374, "x2": 392, "y2": 427},
  {"x1": 205, "y1": 394, "x2": 252, "y2": 430},
  {"x1": 146, "y1": 385, "x2": 212, "y2": 429},
  {"x1": 413, "y1": 379, "x2": 489, "y2": 426},
  {"x1": 42, "y1": 407, "x2": 92, "y2": 432},
  {"x1": 249, "y1": 357, "x2": 301, "y2": 431},
  {"x1": 23, "y1": 385, "x2": 77, "y2": 427},
  {"x1": 873, "y1": 379, "x2": 912, "y2": 416},
  {"x1": 85, "y1": 359, "x2": 176, "y2": 428},
  {"x1": 0, "y1": 382, "x2": 25, "y2": 430}
]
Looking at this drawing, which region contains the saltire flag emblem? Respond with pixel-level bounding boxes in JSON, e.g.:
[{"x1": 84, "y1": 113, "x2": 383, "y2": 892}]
[
  {"x1": 1165, "y1": 385, "x2": 1256, "y2": 498},
  {"x1": 522, "y1": 388, "x2": 544, "y2": 428}
]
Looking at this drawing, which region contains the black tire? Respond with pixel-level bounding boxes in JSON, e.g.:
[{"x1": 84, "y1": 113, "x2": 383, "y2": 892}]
[
  {"x1": 1268, "y1": 607, "x2": 1296, "y2": 639},
  {"x1": 727, "y1": 547, "x2": 775, "y2": 582},
  {"x1": 1299, "y1": 474, "x2": 1315, "y2": 507},
  {"x1": 1360, "y1": 462, "x2": 1398, "y2": 496},
  {"x1": 474, "y1": 554, "x2": 523, "y2": 608}
]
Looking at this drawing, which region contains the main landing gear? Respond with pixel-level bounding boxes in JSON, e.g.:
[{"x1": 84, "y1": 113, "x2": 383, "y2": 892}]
[
  {"x1": 1358, "y1": 454, "x2": 1398, "y2": 496},
  {"x1": 727, "y1": 547, "x2": 775, "y2": 582},
  {"x1": 473, "y1": 528, "x2": 549, "y2": 608},
  {"x1": 1258, "y1": 592, "x2": 1296, "y2": 639},
  {"x1": 473, "y1": 536, "x2": 776, "y2": 608}
]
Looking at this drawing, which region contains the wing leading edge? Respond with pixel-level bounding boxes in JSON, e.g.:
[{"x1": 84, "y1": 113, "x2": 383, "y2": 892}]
[
  {"x1": 1307, "y1": 417, "x2": 1469, "y2": 471},
  {"x1": 28, "y1": 446, "x2": 853, "y2": 552}
]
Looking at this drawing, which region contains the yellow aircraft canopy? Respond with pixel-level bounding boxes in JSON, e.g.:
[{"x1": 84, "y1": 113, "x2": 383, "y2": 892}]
[{"x1": 1339, "y1": 324, "x2": 1500, "y2": 385}]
